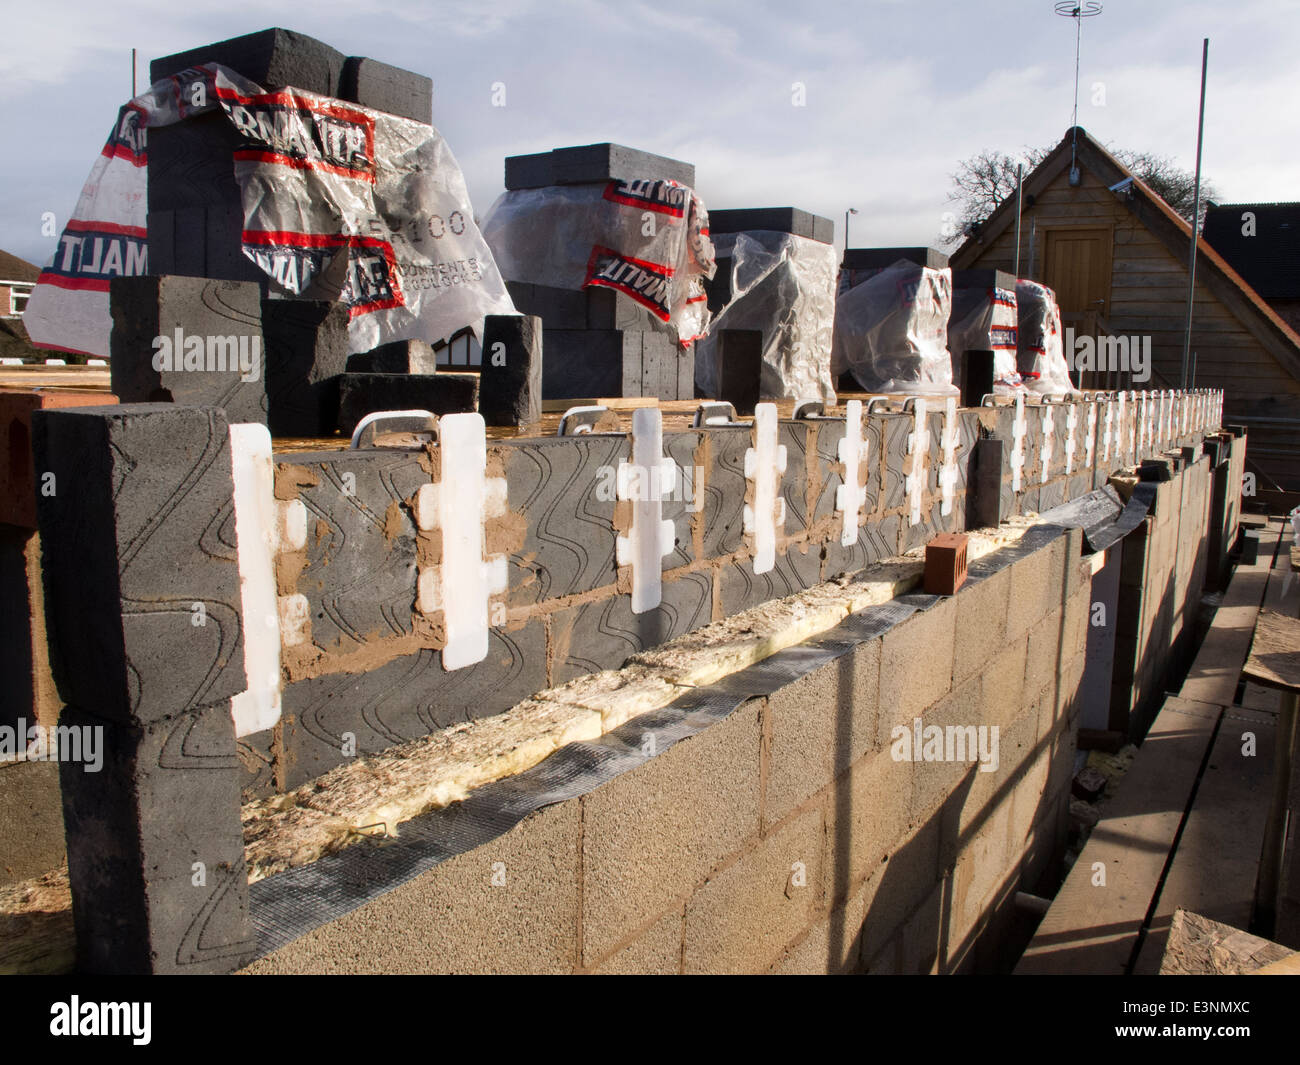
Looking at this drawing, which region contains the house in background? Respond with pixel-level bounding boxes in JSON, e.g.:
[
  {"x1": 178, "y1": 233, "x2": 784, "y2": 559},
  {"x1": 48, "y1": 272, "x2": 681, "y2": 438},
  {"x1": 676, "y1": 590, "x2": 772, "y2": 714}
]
[
  {"x1": 1203, "y1": 202, "x2": 1300, "y2": 334},
  {"x1": 0, "y1": 249, "x2": 38, "y2": 319},
  {"x1": 951, "y1": 127, "x2": 1300, "y2": 502}
]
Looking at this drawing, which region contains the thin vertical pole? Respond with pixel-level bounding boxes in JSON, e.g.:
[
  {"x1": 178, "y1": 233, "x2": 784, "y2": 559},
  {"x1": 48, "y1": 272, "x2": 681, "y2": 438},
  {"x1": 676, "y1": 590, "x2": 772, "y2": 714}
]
[
  {"x1": 132, "y1": 48, "x2": 137, "y2": 97},
  {"x1": 1013, "y1": 163, "x2": 1024, "y2": 277},
  {"x1": 1181, "y1": 38, "x2": 1209, "y2": 388}
]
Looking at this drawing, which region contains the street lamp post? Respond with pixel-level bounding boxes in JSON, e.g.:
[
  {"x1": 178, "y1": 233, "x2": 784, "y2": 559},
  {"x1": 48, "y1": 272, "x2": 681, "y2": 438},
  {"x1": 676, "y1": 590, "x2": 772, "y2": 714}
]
[{"x1": 844, "y1": 207, "x2": 858, "y2": 256}]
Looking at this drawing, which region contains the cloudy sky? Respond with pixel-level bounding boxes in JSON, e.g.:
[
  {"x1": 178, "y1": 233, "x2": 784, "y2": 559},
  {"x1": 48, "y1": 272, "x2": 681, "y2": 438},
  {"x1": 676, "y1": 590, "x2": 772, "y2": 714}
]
[{"x1": 3, "y1": 0, "x2": 1297, "y2": 269}]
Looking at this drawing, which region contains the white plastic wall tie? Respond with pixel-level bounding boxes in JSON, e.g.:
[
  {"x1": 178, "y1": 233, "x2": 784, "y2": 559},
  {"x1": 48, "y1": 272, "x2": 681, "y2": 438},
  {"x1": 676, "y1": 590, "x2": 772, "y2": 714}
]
[
  {"x1": 939, "y1": 396, "x2": 959, "y2": 517},
  {"x1": 349, "y1": 409, "x2": 437, "y2": 449},
  {"x1": 615, "y1": 406, "x2": 678, "y2": 613},
  {"x1": 743, "y1": 402, "x2": 787, "y2": 574},
  {"x1": 905, "y1": 397, "x2": 930, "y2": 526},
  {"x1": 228, "y1": 422, "x2": 283, "y2": 738},
  {"x1": 1039, "y1": 404, "x2": 1054, "y2": 485},
  {"x1": 1101, "y1": 397, "x2": 1113, "y2": 465},
  {"x1": 415, "y1": 413, "x2": 507, "y2": 671},
  {"x1": 1084, "y1": 400, "x2": 1096, "y2": 470},
  {"x1": 835, "y1": 399, "x2": 870, "y2": 544},
  {"x1": 1064, "y1": 402, "x2": 1078, "y2": 476},
  {"x1": 1010, "y1": 392, "x2": 1027, "y2": 492}
]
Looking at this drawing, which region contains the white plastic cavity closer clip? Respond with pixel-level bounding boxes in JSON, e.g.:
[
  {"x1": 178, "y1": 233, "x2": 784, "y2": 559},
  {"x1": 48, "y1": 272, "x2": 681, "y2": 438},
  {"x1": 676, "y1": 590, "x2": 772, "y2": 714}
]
[
  {"x1": 1039, "y1": 405, "x2": 1054, "y2": 485},
  {"x1": 228, "y1": 422, "x2": 285, "y2": 738},
  {"x1": 1064, "y1": 402, "x2": 1078, "y2": 476},
  {"x1": 414, "y1": 413, "x2": 507, "y2": 671},
  {"x1": 743, "y1": 403, "x2": 787, "y2": 575},
  {"x1": 616, "y1": 407, "x2": 678, "y2": 614},
  {"x1": 939, "y1": 396, "x2": 959, "y2": 517},
  {"x1": 1010, "y1": 393, "x2": 1027, "y2": 493},
  {"x1": 835, "y1": 399, "x2": 870, "y2": 545},
  {"x1": 1085, "y1": 400, "x2": 1097, "y2": 469},
  {"x1": 1101, "y1": 397, "x2": 1113, "y2": 465},
  {"x1": 905, "y1": 397, "x2": 930, "y2": 527}
]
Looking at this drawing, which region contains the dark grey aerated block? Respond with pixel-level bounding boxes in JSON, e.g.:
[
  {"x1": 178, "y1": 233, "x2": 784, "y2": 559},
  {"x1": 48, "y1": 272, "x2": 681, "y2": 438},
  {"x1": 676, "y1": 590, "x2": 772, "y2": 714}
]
[
  {"x1": 337, "y1": 373, "x2": 478, "y2": 433},
  {"x1": 505, "y1": 143, "x2": 695, "y2": 190},
  {"x1": 32, "y1": 403, "x2": 246, "y2": 725},
  {"x1": 480, "y1": 315, "x2": 543, "y2": 427},
  {"x1": 59, "y1": 702, "x2": 255, "y2": 974},
  {"x1": 110, "y1": 276, "x2": 268, "y2": 426},
  {"x1": 707, "y1": 208, "x2": 834, "y2": 245}
]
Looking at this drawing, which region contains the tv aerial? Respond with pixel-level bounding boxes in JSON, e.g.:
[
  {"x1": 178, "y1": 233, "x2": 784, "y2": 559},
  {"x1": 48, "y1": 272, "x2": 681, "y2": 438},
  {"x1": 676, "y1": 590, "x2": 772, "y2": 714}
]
[{"x1": 1056, "y1": 2, "x2": 1103, "y2": 186}]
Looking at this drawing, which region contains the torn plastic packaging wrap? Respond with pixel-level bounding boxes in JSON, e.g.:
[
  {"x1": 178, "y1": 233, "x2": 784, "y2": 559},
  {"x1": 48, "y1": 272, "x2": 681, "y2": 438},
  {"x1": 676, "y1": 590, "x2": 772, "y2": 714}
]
[
  {"x1": 948, "y1": 284, "x2": 1023, "y2": 393},
  {"x1": 24, "y1": 63, "x2": 514, "y2": 357},
  {"x1": 1015, "y1": 279, "x2": 1075, "y2": 395},
  {"x1": 694, "y1": 231, "x2": 838, "y2": 404},
  {"x1": 831, "y1": 259, "x2": 958, "y2": 395},
  {"x1": 479, "y1": 180, "x2": 716, "y2": 345}
]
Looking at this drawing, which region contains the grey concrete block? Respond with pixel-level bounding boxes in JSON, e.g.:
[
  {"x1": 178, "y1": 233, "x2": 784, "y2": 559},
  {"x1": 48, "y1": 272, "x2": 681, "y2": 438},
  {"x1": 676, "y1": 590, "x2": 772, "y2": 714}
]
[
  {"x1": 707, "y1": 207, "x2": 834, "y2": 245},
  {"x1": 340, "y1": 56, "x2": 432, "y2": 123},
  {"x1": 282, "y1": 627, "x2": 547, "y2": 786},
  {"x1": 506, "y1": 282, "x2": 587, "y2": 330},
  {"x1": 714, "y1": 330, "x2": 763, "y2": 413},
  {"x1": 237, "y1": 727, "x2": 276, "y2": 801},
  {"x1": 719, "y1": 544, "x2": 822, "y2": 615},
  {"x1": 260, "y1": 298, "x2": 351, "y2": 436},
  {"x1": 662, "y1": 430, "x2": 702, "y2": 569},
  {"x1": 280, "y1": 448, "x2": 427, "y2": 655},
  {"x1": 824, "y1": 513, "x2": 903, "y2": 579},
  {"x1": 880, "y1": 414, "x2": 910, "y2": 512},
  {"x1": 59, "y1": 702, "x2": 255, "y2": 974},
  {"x1": 345, "y1": 339, "x2": 438, "y2": 375},
  {"x1": 699, "y1": 425, "x2": 749, "y2": 558},
  {"x1": 496, "y1": 434, "x2": 627, "y2": 607},
  {"x1": 150, "y1": 27, "x2": 345, "y2": 94},
  {"x1": 32, "y1": 403, "x2": 245, "y2": 725},
  {"x1": 779, "y1": 421, "x2": 810, "y2": 533},
  {"x1": 541, "y1": 329, "x2": 629, "y2": 398},
  {"x1": 843, "y1": 247, "x2": 949, "y2": 272},
  {"x1": 586, "y1": 287, "x2": 668, "y2": 332},
  {"x1": 968, "y1": 438, "x2": 1003, "y2": 529},
  {"x1": 505, "y1": 143, "x2": 695, "y2": 190},
  {"x1": 480, "y1": 314, "x2": 543, "y2": 427},
  {"x1": 337, "y1": 372, "x2": 477, "y2": 433},
  {"x1": 550, "y1": 571, "x2": 712, "y2": 684},
  {"x1": 111, "y1": 276, "x2": 269, "y2": 425}
]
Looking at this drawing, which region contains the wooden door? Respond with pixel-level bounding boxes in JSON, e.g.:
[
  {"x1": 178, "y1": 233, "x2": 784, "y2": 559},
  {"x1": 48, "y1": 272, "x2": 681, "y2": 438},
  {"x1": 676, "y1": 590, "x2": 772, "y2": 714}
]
[{"x1": 1044, "y1": 227, "x2": 1114, "y2": 388}]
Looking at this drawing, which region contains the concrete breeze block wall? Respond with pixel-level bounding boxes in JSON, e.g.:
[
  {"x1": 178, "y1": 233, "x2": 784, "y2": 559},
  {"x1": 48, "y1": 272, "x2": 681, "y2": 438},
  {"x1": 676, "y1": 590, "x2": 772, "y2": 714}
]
[
  {"x1": 11, "y1": 388, "x2": 1231, "y2": 971},
  {"x1": 242, "y1": 521, "x2": 1101, "y2": 973}
]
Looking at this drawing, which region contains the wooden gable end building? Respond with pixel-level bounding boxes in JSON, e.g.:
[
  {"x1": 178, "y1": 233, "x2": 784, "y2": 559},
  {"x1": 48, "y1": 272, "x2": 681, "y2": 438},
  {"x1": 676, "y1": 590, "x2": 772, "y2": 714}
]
[{"x1": 952, "y1": 127, "x2": 1300, "y2": 499}]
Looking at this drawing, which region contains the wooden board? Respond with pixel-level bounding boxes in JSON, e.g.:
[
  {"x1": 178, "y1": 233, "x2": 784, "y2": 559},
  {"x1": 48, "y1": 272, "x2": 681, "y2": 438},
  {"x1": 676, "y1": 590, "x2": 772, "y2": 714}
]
[
  {"x1": 1179, "y1": 524, "x2": 1283, "y2": 707},
  {"x1": 1242, "y1": 609, "x2": 1300, "y2": 693},
  {"x1": 1133, "y1": 704, "x2": 1277, "y2": 973},
  {"x1": 1016, "y1": 694, "x2": 1224, "y2": 975}
]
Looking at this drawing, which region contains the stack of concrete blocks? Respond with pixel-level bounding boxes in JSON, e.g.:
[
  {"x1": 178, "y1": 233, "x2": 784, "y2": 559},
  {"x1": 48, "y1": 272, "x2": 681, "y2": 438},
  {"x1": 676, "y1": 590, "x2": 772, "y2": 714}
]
[
  {"x1": 948, "y1": 268, "x2": 1017, "y2": 404},
  {"x1": 0, "y1": 388, "x2": 116, "y2": 888},
  {"x1": 32, "y1": 402, "x2": 255, "y2": 973},
  {"x1": 134, "y1": 28, "x2": 486, "y2": 436},
  {"x1": 501, "y1": 144, "x2": 697, "y2": 401},
  {"x1": 703, "y1": 208, "x2": 835, "y2": 412},
  {"x1": 836, "y1": 247, "x2": 951, "y2": 394}
]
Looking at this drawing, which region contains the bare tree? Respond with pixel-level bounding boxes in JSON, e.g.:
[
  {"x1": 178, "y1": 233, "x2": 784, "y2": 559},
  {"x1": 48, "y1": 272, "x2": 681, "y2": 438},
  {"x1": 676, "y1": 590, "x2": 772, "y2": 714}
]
[
  {"x1": 943, "y1": 142, "x2": 1216, "y2": 246},
  {"x1": 1112, "y1": 149, "x2": 1217, "y2": 230}
]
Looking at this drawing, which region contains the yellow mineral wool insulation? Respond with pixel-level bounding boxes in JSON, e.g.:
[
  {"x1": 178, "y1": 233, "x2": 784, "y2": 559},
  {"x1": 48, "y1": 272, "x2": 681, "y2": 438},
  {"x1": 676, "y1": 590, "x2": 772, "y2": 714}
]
[
  {"x1": 242, "y1": 521, "x2": 1038, "y2": 880},
  {"x1": 633, "y1": 522, "x2": 1033, "y2": 687},
  {"x1": 0, "y1": 867, "x2": 74, "y2": 975},
  {"x1": 243, "y1": 697, "x2": 602, "y2": 881},
  {"x1": 541, "y1": 665, "x2": 693, "y2": 731}
]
